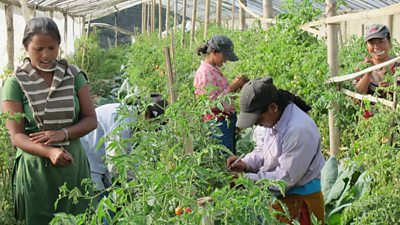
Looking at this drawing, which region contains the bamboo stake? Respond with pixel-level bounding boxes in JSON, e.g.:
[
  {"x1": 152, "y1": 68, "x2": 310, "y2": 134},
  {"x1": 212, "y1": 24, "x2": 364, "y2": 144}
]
[
  {"x1": 158, "y1": 0, "x2": 162, "y2": 38},
  {"x1": 19, "y1": 0, "x2": 30, "y2": 22},
  {"x1": 147, "y1": 0, "x2": 150, "y2": 34},
  {"x1": 152, "y1": 0, "x2": 155, "y2": 33},
  {"x1": 163, "y1": 47, "x2": 177, "y2": 103},
  {"x1": 165, "y1": 0, "x2": 170, "y2": 35},
  {"x1": 5, "y1": 3, "x2": 14, "y2": 71},
  {"x1": 63, "y1": 13, "x2": 68, "y2": 57},
  {"x1": 216, "y1": 0, "x2": 221, "y2": 26},
  {"x1": 204, "y1": 0, "x2": 210, "y2": 39},
  {"x1": 81, "y1": 14, "x2": 91, "y2": 69},
  {"x1": 114, "y1": 10, "x2": 118, "y2": 47},
  {"x1": 237, "y1": 0, "x2": 275, "y2": 23},
  {"x1": 239, "y1": 0, "x2": 246, "y2": 31},
  {"x1": 173, "y1": 0, "x2": 177, "y2": 30},
  {"x1": 181, "y1": 0, "x2": 187, "y2": 47},
  {"x1": 189, "y1": 0, "x2": 197, "y2": 48},
  {"x1": 263, "y1": 0, "x2": 273, "y2": 30},
  {"x1": 326, "y1": 0, "x2": 340, "y2": 156},
  {"x1": 231, "y1": 0, "x2": 235, "y2": 29},
  {"x1": 142, "y1": 0, "x2": 145, "y2": 34}
]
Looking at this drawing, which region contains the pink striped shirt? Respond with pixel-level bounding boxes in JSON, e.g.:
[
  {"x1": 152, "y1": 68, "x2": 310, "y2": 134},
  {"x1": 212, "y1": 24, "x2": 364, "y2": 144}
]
[{"x1": 193, "y1": 61, "x2": 235, "y2": 118}]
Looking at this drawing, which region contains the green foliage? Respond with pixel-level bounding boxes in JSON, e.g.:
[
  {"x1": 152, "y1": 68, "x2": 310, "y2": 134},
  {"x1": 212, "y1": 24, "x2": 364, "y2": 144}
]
[
  {"x1": 0, "y1": 115, "x2": 19, "y2": 225},
  {"x1": 69, "y1": 34, "x2": 130, "y2": 98}
]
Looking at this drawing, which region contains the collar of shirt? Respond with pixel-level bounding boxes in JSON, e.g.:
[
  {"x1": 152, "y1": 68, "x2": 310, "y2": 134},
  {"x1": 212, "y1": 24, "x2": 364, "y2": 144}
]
[
  {"x1": 201, "y1": 60, "x2": 223, "y2": 76},
  {"x1": 271, "y1": 103, "x2": 295, "y2": 135}
]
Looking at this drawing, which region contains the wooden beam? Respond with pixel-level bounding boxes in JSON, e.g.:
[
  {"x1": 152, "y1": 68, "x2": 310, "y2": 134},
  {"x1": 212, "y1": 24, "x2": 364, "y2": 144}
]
[
  {"x1": 5, "y1": 3, "x2": 14, "y2": 70},
  {"x1": 327, "y1": 56, "x2": 400, "y2": 83},
  {"x1": 326, "y1": 0, "x2": 340, "y2": 157},
  {"x1": 340, "y1": 88, "x2": 395, "y2": 108},
  {"x1": 0, "y1": 0, "x2": 68, "y2": 15}
]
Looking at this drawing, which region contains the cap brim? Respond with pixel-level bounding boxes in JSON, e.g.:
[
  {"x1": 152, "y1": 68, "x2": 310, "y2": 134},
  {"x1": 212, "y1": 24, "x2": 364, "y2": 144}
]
[
  {"x1": 236, "y1": 111, "x2": 259, "y2": 129},
  {"x1": 365, "y1": 34, "x2": 386, "y2": 42},
  {"x1": 223, "y1": 51, "x2": 239, "y2": 61}
]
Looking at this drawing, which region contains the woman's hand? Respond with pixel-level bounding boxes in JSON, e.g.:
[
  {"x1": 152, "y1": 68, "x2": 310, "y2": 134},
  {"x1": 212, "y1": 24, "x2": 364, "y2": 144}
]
[
  {"x1": 29, "y1": 130, "x2": 66, "y2": 145},
  {"x1": 229, "y1": 75, "x2": 249, "y2": 92},
  {"x1": 47, "y1": 147, "x2": 74, "y2": 167},
  {"x1": 227, "y1": 155, "x2": 247, "y2": 172}
]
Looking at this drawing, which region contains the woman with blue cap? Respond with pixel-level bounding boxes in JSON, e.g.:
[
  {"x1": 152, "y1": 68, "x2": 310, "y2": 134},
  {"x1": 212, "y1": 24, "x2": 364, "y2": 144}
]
[
  {"x1": 227, "y1": 77, "x2": 325, "y2": 224},
  {"x1": 194, "y1": 35, "x2": 248, "y2": 154}
]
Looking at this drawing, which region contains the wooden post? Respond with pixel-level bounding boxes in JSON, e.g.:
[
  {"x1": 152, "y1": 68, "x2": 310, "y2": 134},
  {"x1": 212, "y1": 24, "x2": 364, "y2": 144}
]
[
  {"x1": 181, "y1": 0, "x2": 187, "y2": 47},
  {"x1": 239, "y1": 0, "x2": 246, "y2": 31},
  {"x1": 388, "y1": 14, "x2": 394, "y2": 37},
  {"x1": 81, "y1": 15, "x2": 91, "y2": 69},
  {"x1": 142, "y1": 0, "x2": 146, "y2": 34},
  {"x1": 231, "y1": 0, "x2": 235, "y2": 29},
  {"x1": 263, "y1": 0, "x2": 273, "y2": 29},
  {"x1": 152, "y1": 0, "x2": 155, "y2": 33},
  {"x1": 173, "y1": 0, "x2": 177, "y2": 30},
  {"x1": 326, "y1": 0, "x2": 340, "y2": 156},
  {"x1": 165, "y1": 0, "x2": 170, "y2": 34},
  {"x1": 63, "y1": 13, "x2": 68, "y2": 57},
  {"x1": 189, "y1": 0, "x2": 197, "y2": 48},
  {"x1": 204, "y1": 0, "x2": 210, "y2": 39},
  {"x1": 5, "y1": 3, "x2": 14, "y2": 71},
  {"x1": 216, "y1": 0, "x2": 222, "y2": 26},
  {"x1": 147, "y1": 0, "x2": 150, "y2": 34},
  {"x1": 163, "y1": 47, "x2": 177, "y2": 103},
  {"x1": 114, "y1": 11, "x2": 118, "y2": 47},
  {"x1": 158, "y1": 0, "x2": 162, "y2": 38},
  {"x1": 19, "y1": 0, "x2": 30, "y2": 22},
  {"x1": 81, "y1": 16, "x2": 86, "y2": 37}
]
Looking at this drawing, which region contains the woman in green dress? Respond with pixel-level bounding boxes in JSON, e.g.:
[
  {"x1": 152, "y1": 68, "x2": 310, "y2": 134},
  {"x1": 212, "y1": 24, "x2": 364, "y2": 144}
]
[{"x1": 2, "y1": 17, "x2": 97, "y2": 225}]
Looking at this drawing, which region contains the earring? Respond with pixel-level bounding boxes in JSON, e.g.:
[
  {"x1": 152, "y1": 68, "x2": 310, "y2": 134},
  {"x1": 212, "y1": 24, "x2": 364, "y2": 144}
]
[{"x1": 274, "y1": 109, "x2": 278, "y2": 113}]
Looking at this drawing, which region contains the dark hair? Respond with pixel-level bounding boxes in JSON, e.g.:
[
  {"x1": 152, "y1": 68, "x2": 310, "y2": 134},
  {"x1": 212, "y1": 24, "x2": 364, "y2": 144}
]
[
  {"x1": 23, "y1": 17, "x2": 61, "y2": 47},
  {"x1": 196, "y1": 43, "x2": 218, "y2": 56},
  {"x1": 147, "y1": 93, "x2": 168, "y2": 119},
  {"x1": 272, "y1": 90, "x2": 311, "y2": 113}
]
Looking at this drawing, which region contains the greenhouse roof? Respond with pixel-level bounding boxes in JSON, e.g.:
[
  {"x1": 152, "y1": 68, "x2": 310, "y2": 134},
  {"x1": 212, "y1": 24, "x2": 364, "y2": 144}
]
[{"x1": 2, "y1": 0, "x2": 400, "y2": 20}]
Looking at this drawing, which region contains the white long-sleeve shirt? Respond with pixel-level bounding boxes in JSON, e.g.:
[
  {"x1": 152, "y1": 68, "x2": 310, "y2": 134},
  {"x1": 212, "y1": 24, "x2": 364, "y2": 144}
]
[
  {"x1": 242, "y1": 103, "x2": 325, "y2": 192},
  {"x1": 80, "y1": 103, "x2": 135, "y2": 190}
]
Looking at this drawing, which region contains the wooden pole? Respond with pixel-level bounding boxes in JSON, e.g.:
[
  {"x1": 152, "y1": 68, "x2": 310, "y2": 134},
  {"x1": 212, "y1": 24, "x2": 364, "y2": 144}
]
[
  {"x1": 239, "y1": 0, "x2": 246, "y2": 31},
  {"x1": 5, "y1": 3, "x2": 14, "y2": 71},
  {"x1": 216, "y1": 0, "x2": 221, "y2": 26},
  {"x1": 114, "y1": 11, "x2": 118, "y2": 47},
  {"x1": 231, "y1": 0, "x2": 235, "y2": 29},
  {"x1": 181, "y1": 0, "x2": 187, "y2": 47},
  {"x1": 189, "y1": 0, "x2": 197, "y2": 48},
  {"x1": 63, "y1": 13, "x2": 68, "y2": 57},
  {"x1": 263, "y1": 0, "x2": 273, "y2": 29},
  {"x1": 147, "y1": 0, "x2": 150, "y2": 34},
  {"x1": 152, "y1": 0, "x2": 155, "y2": 33},
  {"x1": 19, "y1": 0, "x2": 30, "y2": 22},
  {"x1": 326, "y1": 0, "x2": 340, "y2": 156},
  {"x1": 142, "y1": 0, "x2": 146, "y2": 34},
  {"x1": 81, "y1": 16, "x2": 86, "y2": 37},
  {"x1": 163, "y1": 47, "x2": 177, "y2": 103},
  {"x1": 173, "y1": 0, "x2": 177, "y2": 30},
  {"x1": 204, "y1": 0, "x2": 210, "y2": 39},
  {"x1": 165, "y1": 0, "x2": 170, "y2": 34},
  {"x1": 158, "y1": 0, "x2": 162, "y2": 38}
]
